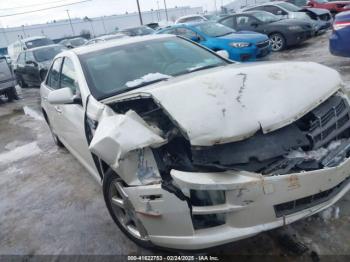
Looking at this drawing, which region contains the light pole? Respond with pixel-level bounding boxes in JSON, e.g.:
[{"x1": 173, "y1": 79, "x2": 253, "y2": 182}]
[
  {"x1": 163, "y1": 0, "x2": 168, "y2": 21},
  {"x1": 66, "y1": 9, "x2": 75, "y2": 36},
  {"x1": 136, "y1": 0, "x2": 143, "y2": 25}
]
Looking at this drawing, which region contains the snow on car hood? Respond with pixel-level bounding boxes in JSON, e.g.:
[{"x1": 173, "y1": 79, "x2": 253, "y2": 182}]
[{"x1": 107, "y1": 62, "x2": 342, "y2": 147}]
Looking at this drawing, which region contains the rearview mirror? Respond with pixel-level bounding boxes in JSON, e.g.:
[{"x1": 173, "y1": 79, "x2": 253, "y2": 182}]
[
  {"x1": 216, "y1": 50, "x2": 229, "y2": 59},
  {"x1": 48, "y1": 87, "x2": 81, "y2": 105}
]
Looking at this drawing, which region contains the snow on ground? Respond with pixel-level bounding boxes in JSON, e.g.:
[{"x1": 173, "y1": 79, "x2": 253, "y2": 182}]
[
  {"x1": 23, "y1": 106, "x2": 44, "y2": 121},
  {"x1": 0, "y1": 142, "x2": 42, "y2": 165}
]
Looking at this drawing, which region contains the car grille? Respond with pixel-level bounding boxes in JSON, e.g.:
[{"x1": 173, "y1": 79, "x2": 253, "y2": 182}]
[
  {"x1": 307, "y1": 95, "x2": 350, "y2": 149},
  {"x1": 256, "y1": 39, "x2": 270, "y2": 48},
  {"x1": 274, "y1": 177, "x2": 350, "y2": 217}
]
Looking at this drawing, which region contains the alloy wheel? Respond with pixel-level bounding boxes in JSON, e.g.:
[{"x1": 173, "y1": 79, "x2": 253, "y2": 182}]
[
  {"x1": 269, "y1": 34, "x2": 285, "y2": 52},
  {"x1": 108, "y1": 179, "x2": 149, "y2": 241}
]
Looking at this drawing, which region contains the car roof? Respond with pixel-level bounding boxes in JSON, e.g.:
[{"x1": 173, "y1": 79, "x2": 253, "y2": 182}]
[
  {"x1": 22, "y1": 36, "x2": 49, "y2": 42},
  {"x1": 71, "y1": 34, "x2": 174, "y2": 55}
]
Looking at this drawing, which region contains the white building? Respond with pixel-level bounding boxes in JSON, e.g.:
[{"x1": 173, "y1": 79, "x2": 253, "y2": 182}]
[{"x1": 0, "y1": 6, "x2": 202, "y2": 51}]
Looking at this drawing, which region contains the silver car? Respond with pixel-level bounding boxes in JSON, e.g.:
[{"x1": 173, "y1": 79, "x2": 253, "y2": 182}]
[{"x1": 40, "y1": 34, "x2": 349, "y2": 250}]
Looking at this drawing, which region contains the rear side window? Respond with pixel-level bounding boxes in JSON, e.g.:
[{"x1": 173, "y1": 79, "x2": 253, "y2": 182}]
[
  {"x1": 220, "y1": 17, "x2": 234, "y2": 28},
  {"x1": 61, "y1": 58, "x2": 79, "y2": 94},
  {"x1": 17, "y1": 53, "x2": 25, "y2": 64},
  {"x1": 46, "y1": 58, "x2": 63, "y2": 89}
]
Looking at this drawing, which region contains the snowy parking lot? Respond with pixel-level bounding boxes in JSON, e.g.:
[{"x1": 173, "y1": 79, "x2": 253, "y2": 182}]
[{"x1": 0, "y1": 32, "x2": 349, "y2": 258}]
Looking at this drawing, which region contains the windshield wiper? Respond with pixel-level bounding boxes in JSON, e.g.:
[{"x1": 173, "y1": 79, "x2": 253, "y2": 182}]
[
  {"x1": 188, "y1": 64, "x2": 221, "y2": 73},
  {"x1": 124, "y1": 77, "x2": 170, "y2": 90}
]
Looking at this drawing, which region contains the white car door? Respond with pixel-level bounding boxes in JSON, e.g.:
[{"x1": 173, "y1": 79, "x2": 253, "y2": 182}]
[
  {"x1": 54, "y1": 57, "x2": 98, "y2": 174},
  {"x1": 41, "y1": 57, "x2": 63, "y2": 134}
]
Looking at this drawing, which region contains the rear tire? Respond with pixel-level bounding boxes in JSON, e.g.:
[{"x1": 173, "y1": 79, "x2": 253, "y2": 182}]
[
  {"x1": 6, "y1": 87, "x2": 18, "y2": 102},
  {"x1": 103, "y1": 169, "x2": 154, "y2": 249},
  {"x1": 269, "y1": 33, "x2": 286, "y2": 52},
  {"x1": 17, "y1": 76, "x2": 27, "y2": 88}
]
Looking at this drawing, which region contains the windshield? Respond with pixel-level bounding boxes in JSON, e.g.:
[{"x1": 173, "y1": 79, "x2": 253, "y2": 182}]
[
  {"x1": 276, "y1": 2, "x2": 301, "y2": 12},
  {"x1": 123, "y1": 27, "x2": 154, "y2": 36},
  {"x1": 25, "y1": 38, "x2": 54, "y2": 49},
  {"x1": 71, "y1": 38, "x2": 87, "y2": 46},
  {"x1": 253, "y1": 11, "x2": 280, "y2": 22},
  {"x1": 194, "y1": 22, "x2": 235, "y2": 37},
  {"x1": 33, "y1": 46, "x2": 66, "y2": 62},
  {"x1": 79, "y1": 37, "x2": 227, "y2": 99}
]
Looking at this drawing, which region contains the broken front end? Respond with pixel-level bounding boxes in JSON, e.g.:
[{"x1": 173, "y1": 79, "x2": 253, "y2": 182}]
[{"x1": 89, "y1": 88, "x2": 350, "y2": 250}]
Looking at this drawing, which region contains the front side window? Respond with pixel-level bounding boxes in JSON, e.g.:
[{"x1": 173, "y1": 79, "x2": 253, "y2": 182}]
[
  {"x1": 61, "y1": 58, "x2": 79, "y2": 93},
  {"x1": 79, "y1": 37, "x2": 228, "y2": 99},
  {"x1": 194, "y1": 22, "x2": 235, "y2": 37},
  {"x1": 253, "y1": 11, "x2": 280, "y2": 23},
  {"x1": 46, "y1": 58, "x2": 63, "y2": 89},
  {"x1": 176, "y1": 28, "x2": 199, "y2": 39},
  {"x1": 25, "y1": 52, "x2": 35, "y2": 62}
]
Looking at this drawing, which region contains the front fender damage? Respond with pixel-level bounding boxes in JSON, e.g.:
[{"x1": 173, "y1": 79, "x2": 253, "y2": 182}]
[{"x1": 89, "y1": 110, "x2": 166, "y2": 170}]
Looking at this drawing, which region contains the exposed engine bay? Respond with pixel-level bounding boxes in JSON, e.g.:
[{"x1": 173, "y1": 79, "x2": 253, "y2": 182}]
[{"x1": 109, "y1": 92, "x2": 350, "y2": 177}]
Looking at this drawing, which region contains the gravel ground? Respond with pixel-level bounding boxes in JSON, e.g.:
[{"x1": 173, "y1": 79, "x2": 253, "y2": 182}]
[{"x1": 0, "y1": 31, "x2": 349, "y2": 259}]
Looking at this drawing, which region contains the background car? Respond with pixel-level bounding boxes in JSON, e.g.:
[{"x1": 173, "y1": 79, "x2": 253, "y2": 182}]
[
  {"x1": 307, "y1": 0, "x2": 350, "y2": 14},
  {"x1": 14, "y1": 44, "x2": 66, "y2": 88},
  {"x1": 219, "y1": 11, "x2": 314, "y2": 51},
  {"x1": 7, "y1": 36, "x2": 54, "y2": 61},
  {"x1": 330, "y1": 10, "x2": 350, "y2": 57},
  {"x1": 242, "y1": 2, "x2": 332, "y2": 34},
  {"x1": 0, "y1": 56, "x2": 17, "y2": 102},
  {"x1": 157, "y1": 22, "x2": 271, "y2": 61},
  {"x1": 121, "y1": 26, "x2": 155, "y2": 36},
  {"x1": 59, "y1": 37, "x2": 88, "y2": 48},
  {"x1": 85, "y1": 33, "x2": 129, "y2": 45},
  {"x1": 175, "y1": 14, "x2": 208, "y2": 24}
]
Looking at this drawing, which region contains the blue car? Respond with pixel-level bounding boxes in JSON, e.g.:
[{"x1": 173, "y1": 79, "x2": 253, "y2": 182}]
[
  {"x1": 157, "y1": 22, "x2": 271, "y2": 62},
  {"x1": 330, "y1": 11, "x2": 350, "y2": 57}
]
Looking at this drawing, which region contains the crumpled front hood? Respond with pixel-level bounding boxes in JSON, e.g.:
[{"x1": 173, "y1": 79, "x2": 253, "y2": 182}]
[{"x1": 110, "y1": 62, "x2": 342, "y2": 147}]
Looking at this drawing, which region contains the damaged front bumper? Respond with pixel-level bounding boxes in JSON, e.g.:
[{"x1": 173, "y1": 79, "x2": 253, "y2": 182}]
[{"x1": 124, "y1": 158, "x2": 350, "y2": 250}]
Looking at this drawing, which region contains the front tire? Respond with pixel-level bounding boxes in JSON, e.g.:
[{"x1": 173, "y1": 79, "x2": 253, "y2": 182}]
[
  {"x1": 269, "y1": 33, "x2": 286, "y2": 52},
  {"x1": 103, "y1": 169, "x2": 154, "y2": 249}
]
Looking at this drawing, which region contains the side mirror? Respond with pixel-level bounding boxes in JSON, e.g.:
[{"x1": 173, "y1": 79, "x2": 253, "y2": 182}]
[
  {"x1": 48, "y1": 87, "x2": 81, "y2": 105},
  {"x1": 216, "y1": 50, "x2": 230, "y2": 59},
  {"x1": 26, "y1": 60, "x2": 38, "y2": 67},
  {"x1": 190, "y1": 35, "x2": 201, "y2": 42}
]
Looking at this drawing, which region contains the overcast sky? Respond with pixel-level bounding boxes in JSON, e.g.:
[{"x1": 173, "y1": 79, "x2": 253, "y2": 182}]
[{"x1": 0, "y1": 0, "x2": 232, "y2": 28}]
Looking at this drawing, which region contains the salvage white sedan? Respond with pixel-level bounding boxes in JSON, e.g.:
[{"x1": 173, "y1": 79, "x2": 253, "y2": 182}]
[{"x1": 41, "y1": 34, "x2": 350, "y2": 250}]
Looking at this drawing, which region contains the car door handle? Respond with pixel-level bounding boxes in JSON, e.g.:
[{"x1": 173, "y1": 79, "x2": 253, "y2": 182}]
[{"x1": 54, "y1": 106, "x2": 62, "y2": 114}]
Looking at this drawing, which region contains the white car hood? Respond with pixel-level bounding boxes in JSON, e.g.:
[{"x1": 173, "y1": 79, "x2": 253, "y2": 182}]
[{"x1": 107, "y1": 62, "x2": 342, "y2": 146}]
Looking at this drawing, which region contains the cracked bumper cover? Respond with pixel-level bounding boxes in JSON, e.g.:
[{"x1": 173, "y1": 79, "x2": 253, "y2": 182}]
[{"x1": 124, "y1": 158, "x2": 350, "y2": 250}]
